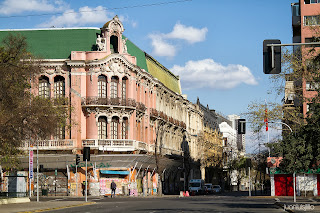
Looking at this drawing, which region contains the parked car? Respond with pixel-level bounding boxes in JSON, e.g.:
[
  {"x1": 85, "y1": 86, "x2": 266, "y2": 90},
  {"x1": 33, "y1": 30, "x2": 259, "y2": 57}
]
[
  {"x1": 212, "y1": 185, "x2": 222, "y2": 193},
  {"x1": 205, "y1": 183, "x2": 213, "y2": 194}
]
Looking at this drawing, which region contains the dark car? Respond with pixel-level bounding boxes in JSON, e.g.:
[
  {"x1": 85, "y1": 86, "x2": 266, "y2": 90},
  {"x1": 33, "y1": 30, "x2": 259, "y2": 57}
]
[{"x1": 212, "y1": 185, "x2": 221, "y2": 193}]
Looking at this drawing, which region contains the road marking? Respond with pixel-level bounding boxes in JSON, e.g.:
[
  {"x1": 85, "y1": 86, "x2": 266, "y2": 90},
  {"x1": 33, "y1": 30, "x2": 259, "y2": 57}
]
[
  {"x1": 308, "y1": 198, "x2": 317, "y2": 202},
  {"x1": 52, "y1": 199, "x2": 65, "y2": 201}
]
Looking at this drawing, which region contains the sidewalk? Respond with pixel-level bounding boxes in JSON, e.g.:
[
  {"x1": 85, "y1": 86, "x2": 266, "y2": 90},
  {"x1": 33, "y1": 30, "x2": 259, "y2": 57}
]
[{"x1": 1, "y1": 199, "x2": 95, "y2": 213}]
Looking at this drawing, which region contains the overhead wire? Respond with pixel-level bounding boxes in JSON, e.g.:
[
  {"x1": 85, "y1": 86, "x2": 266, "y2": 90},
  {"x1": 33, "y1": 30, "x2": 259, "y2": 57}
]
[{"x1": 0, "y1": 0, "x2": 192, "y2": 19}]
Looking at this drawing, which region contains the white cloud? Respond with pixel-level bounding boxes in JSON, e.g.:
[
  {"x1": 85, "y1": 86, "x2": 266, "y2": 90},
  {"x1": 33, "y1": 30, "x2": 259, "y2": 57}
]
[
  {"x1": 119, "y1": 15, "x2": 137, "y2": 28},
  {"x1": 0, "y1": 0, "x2": 65, "y2": 15},
  {"x1": 149, "y1": 34, "x2": 176, "y2": 58},
  {"x1": 171, "y1": 59, "x2": 258, "y2": 90},
  {"x1": 148, "y1": 22, "x2": 207, "y2": 58},
  {"x1": 37, "y1": 6, "x2": 111, "y2": 28},
  {"x1": 166, "y1": 23, "x2": 208, "y2": 44}
]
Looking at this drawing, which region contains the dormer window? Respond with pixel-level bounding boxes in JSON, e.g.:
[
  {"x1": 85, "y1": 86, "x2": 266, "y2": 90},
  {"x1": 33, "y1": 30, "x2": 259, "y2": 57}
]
[
  {"x1": 110, "y1": 35, "x2": 118, "y2": 53},
  {"x1": 101, "y1": 16, "x2": 124, "y2": 54}
]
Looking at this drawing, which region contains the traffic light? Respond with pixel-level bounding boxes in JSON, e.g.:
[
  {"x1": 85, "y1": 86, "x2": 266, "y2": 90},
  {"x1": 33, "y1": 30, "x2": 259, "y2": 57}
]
[
  {"x1": 246, "y1": 158, "x2": 252, "y2": 168},
  {"x1": 83, "y1": 147, "x2": 90, "y2": 161},
  {"x1": 76, "y1": 154, "x2": 80, "y2": 165},
  {"x1": 263, "y1": 39, "x2": 281, "y2": 74},
  {"x1": 237, "y1": 119, "x2": 246, "y2": 134}
]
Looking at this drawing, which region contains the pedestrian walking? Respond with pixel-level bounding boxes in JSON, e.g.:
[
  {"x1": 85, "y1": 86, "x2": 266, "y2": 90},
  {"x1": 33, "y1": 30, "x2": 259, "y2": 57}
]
[{"x1": 111, "y1": 180, "x2": 116, "y2": 198}]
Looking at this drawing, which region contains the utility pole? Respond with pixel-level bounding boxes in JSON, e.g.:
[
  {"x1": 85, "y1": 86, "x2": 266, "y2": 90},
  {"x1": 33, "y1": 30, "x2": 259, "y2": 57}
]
[
  {"x1": 36, "y1": 140, "x2": 39, "y2": 202},
  {"x1": 85, "y1": 159, "x2": 87, "y2": 202}
]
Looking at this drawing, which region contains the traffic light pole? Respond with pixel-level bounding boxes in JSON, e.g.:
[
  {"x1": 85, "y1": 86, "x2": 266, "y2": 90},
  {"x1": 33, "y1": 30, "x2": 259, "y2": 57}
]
[
  {"x1": 76, "y1": 164, "x2": 78, "y2": 197},
  {"x1": 248, "y1": 166, "x2": 251, "y2": 197},
  {"x1": 267, "y1": 42, "x2": 320, "y2": 69},
  {"x1": 85, "y1": 159, "x2": 87, "y2": 202}
]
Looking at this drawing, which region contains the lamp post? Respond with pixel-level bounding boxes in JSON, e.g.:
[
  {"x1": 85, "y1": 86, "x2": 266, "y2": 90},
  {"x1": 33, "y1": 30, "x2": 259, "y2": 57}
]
[
  {"x1": 37, "y1": 140, "x2": 39, "y2": 202},
  {"x1": 269, "y1": 121, "x2": 295, "y2": 202}
]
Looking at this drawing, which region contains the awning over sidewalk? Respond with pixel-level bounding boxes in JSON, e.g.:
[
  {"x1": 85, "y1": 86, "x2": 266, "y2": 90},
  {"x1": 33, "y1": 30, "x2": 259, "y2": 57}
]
[{"x1": 100, "y1": 170, "x2": 130, "y2": 175}]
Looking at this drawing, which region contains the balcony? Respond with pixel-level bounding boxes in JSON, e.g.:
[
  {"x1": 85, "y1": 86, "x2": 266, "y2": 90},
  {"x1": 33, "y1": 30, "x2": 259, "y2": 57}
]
[
  {"x1": 21, "y1": 139, "x2": 74, "y2": 150},
  {"x1": 81, "y1": 97, "x2": 136, "y2": 108},
  {"x1": 161, "y1": 147, "x2": 183, "y2": 156},
  {"x1": 150, "y1": 108, "x2": 186, "y2": 129},
  {"x1": 82, "y1": 139, "x2": 147, "y2": 152}
]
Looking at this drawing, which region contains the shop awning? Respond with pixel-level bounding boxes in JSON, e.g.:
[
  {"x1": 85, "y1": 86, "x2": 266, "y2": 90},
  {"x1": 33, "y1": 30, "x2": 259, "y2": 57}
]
[{"x1": 100, "y1": 170, "x2": 130, "y2": 175}]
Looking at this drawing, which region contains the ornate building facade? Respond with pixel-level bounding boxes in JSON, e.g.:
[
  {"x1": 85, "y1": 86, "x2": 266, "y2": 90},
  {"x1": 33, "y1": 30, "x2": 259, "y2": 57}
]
[{"x1": 0, "y1": 16, "x2": 208, "y2": 196}]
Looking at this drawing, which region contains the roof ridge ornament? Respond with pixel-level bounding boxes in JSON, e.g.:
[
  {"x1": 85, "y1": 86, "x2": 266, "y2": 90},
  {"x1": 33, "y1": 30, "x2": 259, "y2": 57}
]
[{"x1": 102, "y1": 15, "x2": 124, "y2": 34}]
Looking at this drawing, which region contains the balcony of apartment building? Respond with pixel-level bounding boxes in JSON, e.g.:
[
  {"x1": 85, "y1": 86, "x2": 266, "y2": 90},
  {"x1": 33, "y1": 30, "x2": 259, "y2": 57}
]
[
  {"x1": 292, "y1": 3, "x2": 300, "y2": 27},
  {"x1": 149, "y1": 108, "x2": 186, "y2": 129},
  {"x1": 21, "y1": 139, "x2": 74, "y2": 150},
  {"x1": 81, "y1": 97, "x2": 136, "y2": 108},
  {"x1": 160, "y1": 147, "x2": 183, "y2": 158},
  {"x1": 82, "y1": 139, "x2": 148, "y2": 153},
  {"x1": 81, "y1": 96, "x2": 148, "y2": 115}
]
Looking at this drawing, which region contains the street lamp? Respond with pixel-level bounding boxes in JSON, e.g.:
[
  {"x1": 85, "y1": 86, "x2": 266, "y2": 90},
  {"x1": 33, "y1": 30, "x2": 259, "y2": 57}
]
[
  {"x1": 269, "y1": 121, "x2": 296, "y2": 202},
  {"x1": 36, "y1": 140, "x2": 39, "y2": 202}
]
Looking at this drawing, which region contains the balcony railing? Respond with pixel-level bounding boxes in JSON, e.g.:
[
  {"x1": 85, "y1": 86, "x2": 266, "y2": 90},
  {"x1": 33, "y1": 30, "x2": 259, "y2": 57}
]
[
  {"x1": 136, "y1": 102, "x2": 146, "y2": 112},
  {"x1": 81, "y1": 97, "x2": 136, "y2": 107},
  {"x1": 82, "y1": 139, "x2": 147, "y2": 152},
  {"x1": 160, "y1": 147, "x2": 183, "y2": 156},
  {"x1": 21, "y1": 139, "x2": 74, "y2": 150},
  {"x1": 150, "y1": 108, "x2": 186, "y2": 129}
]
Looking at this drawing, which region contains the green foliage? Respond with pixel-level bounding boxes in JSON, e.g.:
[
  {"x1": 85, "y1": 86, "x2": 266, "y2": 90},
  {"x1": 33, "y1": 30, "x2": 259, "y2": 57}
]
[
  {"x1": 0, "y1": 34, "x2": 69, "y2": 169},
  {"x1": 228, "y1": 157, "x2": 247, "y2": 171},
  {"x1": 272, "y1": 101, "x2": 320, "y2": 173}
]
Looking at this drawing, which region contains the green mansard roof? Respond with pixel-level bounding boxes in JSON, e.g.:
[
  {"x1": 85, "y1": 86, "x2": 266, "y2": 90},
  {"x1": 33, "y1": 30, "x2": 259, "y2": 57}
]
[
  {"x1": 0, "y1": 28, "x2": 100, "y2": 59},
  {"x1": 0, "y1": 28, "x2": 181, "y2": 94}
]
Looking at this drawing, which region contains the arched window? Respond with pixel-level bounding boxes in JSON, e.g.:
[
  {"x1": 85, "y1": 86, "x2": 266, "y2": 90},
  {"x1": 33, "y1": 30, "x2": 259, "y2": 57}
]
[
  {"x1": 98, "y1": 116, "x2": 108, "y2": 139},
  {"x1": 111, "y1": 76, "x2": 119, "y2": 99},
  {"x1": 122, "y1": 77, "x2": 127, "y2": 100},
  {"x1": 111, "y1": 117, "x2": 119, "y2": 139},
  {"x1": 110, "y1": 35, "x2": 118, "y2": 53},
  {"x1": 54, "y1": 76, "x2": 65, "y2": 98},
  {"x1": 98, "y1": 75, "x2": 107, "y2": 98},
  {"x1": 39, "y1": 76, "x2": 50, "y2": 98},
  {"x1": 122, "y1": 117, "x2": 128, "y2": 139}
]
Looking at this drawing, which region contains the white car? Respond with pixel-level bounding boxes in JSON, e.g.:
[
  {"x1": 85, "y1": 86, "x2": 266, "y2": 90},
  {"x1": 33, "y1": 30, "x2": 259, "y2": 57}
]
[{"x1": 212, "y1": 185, "x2": 221, "y2": 193}]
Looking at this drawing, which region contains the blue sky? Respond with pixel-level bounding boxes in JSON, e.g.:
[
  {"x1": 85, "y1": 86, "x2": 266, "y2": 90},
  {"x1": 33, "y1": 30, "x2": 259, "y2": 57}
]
[{"x1": 0, "y1": 0, "x2": 295, "y2": 153}]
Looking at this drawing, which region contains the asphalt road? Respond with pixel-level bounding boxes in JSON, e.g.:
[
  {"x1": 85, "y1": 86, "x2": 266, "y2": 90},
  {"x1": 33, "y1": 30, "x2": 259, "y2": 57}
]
[{"x1": 42, "y1": 195, "x2": 284, "y2": 213}]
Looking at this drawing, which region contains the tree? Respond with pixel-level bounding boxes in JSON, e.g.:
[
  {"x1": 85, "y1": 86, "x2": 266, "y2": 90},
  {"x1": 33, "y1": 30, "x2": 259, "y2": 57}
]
[
  {"x1": 199, "y1": 128, "x2": 223, "y2": 168},
  {"x1": 228, "y1": 156, "x2": 247, "y2": 191},
  {"x1": 198, "y1": 128, "x2": 223, "y2": 183},
  {"x1": 272, "y1": 101, "x2": 320, "y2": 174},
  {"x1": 0, "y1": 34, "x2": 69, "y2": 168}
]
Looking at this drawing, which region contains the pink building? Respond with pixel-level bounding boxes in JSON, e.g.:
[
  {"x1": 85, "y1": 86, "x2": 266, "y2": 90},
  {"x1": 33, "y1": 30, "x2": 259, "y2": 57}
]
[{"x1": 0, "y1": 16, "x2": 205, "y2": 196}]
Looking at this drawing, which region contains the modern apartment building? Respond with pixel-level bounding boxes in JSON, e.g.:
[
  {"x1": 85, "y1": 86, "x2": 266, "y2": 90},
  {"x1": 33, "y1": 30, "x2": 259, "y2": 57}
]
[{"x1": 289, "y1": 0, "x2": 320, "y2": 117}]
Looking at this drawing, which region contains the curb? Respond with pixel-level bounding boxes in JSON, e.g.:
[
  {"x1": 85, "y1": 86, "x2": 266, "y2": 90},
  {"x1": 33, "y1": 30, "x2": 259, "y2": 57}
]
[
  {"x1": 0, "y1": 197, "x2": 30, "y2": 205},
  {"x1": 17, "y1": 201, "x2": 96, "y2": 213}
]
